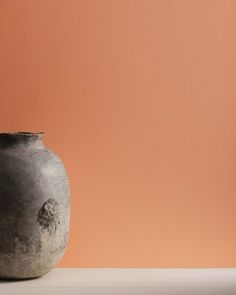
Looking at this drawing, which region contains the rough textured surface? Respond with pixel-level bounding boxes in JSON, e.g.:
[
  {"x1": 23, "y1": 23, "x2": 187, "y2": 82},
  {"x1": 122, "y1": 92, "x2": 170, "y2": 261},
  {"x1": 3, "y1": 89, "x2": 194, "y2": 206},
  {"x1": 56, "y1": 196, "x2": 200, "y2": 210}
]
[
  {"x1": 37, "y1": 199, "x2": 61, "y2": 235},
  {"x1": 0, "y1": 132, "x2": 70, "y2": 279}
]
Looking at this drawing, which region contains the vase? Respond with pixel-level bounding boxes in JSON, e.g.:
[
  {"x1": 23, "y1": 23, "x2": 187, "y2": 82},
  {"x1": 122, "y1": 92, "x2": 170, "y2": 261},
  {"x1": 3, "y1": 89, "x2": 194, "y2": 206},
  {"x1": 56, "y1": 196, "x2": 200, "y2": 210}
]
[{"x1": 0, "y1": 132, "x2": 70, "y2": 279}]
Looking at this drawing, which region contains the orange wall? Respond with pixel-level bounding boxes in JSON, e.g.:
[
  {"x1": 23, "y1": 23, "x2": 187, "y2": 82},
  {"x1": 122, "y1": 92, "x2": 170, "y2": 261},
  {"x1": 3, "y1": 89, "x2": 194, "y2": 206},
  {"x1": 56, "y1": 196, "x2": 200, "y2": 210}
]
[{"x1": 1, "y1": 0, "x2": 236, "y2": 267}]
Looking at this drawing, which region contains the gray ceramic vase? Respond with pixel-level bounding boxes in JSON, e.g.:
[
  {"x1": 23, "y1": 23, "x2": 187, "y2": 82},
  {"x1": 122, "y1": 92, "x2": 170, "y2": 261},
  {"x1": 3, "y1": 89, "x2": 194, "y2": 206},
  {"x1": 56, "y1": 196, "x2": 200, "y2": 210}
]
[{"x1": 0, "y1": 132, "x2": 70, "y2": 279}]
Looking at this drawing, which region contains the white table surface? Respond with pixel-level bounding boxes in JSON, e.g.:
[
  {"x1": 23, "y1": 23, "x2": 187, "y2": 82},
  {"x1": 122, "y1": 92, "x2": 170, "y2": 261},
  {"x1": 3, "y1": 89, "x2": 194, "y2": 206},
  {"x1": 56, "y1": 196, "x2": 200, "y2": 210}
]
[{"x1": 0, "y1": 268, "x2": 236, "y2": 295}]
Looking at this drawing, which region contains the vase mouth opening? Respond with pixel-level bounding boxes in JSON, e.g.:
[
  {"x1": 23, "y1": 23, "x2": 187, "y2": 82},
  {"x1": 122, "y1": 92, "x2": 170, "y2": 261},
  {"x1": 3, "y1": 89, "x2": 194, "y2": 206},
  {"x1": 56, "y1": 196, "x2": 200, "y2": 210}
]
[
  {"x1": 0, "y1": 132, "x2": 45, "y2": 147},
  {"x1": 0, "y1": 132, "x2": 44, "y2": 138}
]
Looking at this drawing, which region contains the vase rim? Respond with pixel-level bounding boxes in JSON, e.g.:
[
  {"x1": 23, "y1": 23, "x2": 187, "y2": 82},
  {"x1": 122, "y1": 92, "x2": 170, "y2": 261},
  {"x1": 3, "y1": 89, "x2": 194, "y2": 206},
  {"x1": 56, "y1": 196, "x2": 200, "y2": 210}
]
[{"x1": 0, "y1": 132, "x2": 44, "y2": 141}]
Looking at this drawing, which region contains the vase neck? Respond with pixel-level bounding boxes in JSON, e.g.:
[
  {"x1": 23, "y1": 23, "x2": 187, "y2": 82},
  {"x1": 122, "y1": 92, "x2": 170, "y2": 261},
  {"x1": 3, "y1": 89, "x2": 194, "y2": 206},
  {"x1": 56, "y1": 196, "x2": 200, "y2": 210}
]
[{"x1": 0, "y1": 132, "x2": 44, "y2": 149}]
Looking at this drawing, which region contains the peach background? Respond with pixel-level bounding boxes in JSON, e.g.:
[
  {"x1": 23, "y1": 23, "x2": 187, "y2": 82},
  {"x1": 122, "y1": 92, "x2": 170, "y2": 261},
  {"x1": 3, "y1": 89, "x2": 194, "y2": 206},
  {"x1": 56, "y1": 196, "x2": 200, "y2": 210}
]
[{"x1": 1, "y1": 0, "x2": 236, "y2": 267}]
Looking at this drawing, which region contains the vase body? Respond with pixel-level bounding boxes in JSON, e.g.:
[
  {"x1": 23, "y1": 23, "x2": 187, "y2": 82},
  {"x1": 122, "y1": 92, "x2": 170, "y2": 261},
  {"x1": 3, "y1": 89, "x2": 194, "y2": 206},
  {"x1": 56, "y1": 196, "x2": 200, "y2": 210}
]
[{"x1": 0, "y1": 132, "x2": 70, "y2": 279}]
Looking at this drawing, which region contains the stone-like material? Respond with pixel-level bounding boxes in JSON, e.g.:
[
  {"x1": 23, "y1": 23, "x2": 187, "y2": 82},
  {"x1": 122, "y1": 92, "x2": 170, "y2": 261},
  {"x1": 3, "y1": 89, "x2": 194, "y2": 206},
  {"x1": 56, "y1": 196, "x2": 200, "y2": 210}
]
[{"x1": 0, "y1": 132, "x2": 70, "y2": 279}]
